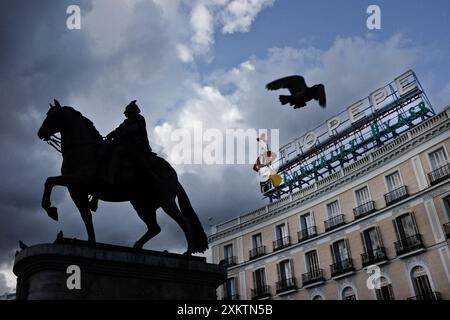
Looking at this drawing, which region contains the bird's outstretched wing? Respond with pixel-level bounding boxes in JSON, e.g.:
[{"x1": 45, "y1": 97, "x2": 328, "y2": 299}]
[
  {"x1": 311, "y1": 84, "x2": 327, "y2": 108},
  {"x1": 266, "y1": 75, "x2": 306, "y2": 95}
]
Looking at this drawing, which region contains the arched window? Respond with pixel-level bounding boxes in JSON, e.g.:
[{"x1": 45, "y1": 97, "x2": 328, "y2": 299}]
[
  {"x1": 375, "y1": 277, "x2": 394, "y2": 300},
  {"x1": 410, "y1": 266, "x2": 438, "y2": 300},
  {"x1": 312, "y1": 294, "x2": 323, "y2": 300},
  {"x1": 342, "y1": 286, "x2": 356, "y2": 300}
]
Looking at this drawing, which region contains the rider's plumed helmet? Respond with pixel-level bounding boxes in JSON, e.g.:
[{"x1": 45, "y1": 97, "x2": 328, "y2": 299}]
[{"x1": 124, "y1": 100, "x2": 141, "y2": 117}]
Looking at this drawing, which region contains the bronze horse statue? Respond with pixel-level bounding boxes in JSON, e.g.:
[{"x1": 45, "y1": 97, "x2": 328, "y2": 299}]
[{"x1": 37, "y1": 100, "x2": 208, "y2": 254}]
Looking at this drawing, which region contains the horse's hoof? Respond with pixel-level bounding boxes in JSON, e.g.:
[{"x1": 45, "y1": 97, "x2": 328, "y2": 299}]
[{"x1": 47, "y1": 207, "x2": 59, "y2": 221}]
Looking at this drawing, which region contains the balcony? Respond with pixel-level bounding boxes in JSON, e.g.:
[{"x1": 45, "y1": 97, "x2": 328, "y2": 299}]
[
  {"x1": 330, "y1": 258, "x2": 355, "y2": 278},
  {"x1": 249, "y1": 246, "x2": 266, "y2": 260},
  {"x1": 428, "y1": 163, "x2": 450, "y2": 185},
  {"x1": 302, "y1": 268, "x2": 325, "y2": 287},
  {"x1": 443, "y1": 222, "x2": 450, "y2": 239},
  {"x1": 324, "y1": 214, "x2": 345, "y2": 232},
  {"x1": 407, "y1": 291, "x2": 442, "y2": 300},
  {"x1": 353, "y1": 201, "x2": 376, "y2": 220},
  {"x1": 361, "y1": 247, "x2": 387, "y2": 267},
  {"x1": 273, "y1": 236, "x2": 291, "y2": 251},
  {"x1": 394, "y1": 234, "x2": 424, "y2": 256},
  {"x1": 298, "y1": 226, "x2": 318, "y2": 242},
  {"x1": 275, "y1": 277, "x2": 297, "y2": 294},
  {"x1": 222, "y1": 294, "x2": 240, "y2": 301},
  {"x1": 219, "y1": 256, "x2": 237, "y2": 267},
  {"x1": 384, "y1": 186, "x2": 409, "y2": 206},
  {"x1": 251, "y1": 285, "x2": 271, "y2": 300}
]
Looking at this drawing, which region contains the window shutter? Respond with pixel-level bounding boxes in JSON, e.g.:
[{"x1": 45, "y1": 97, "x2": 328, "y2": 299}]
[
  {"x1": 375, "y1": 226, "x2": 384, "y2": 247},
  {"x1": 360, "y1": 232, "x2": 367, "y2": 252},
  {"x1": 276, "y1": 263, "x2": 281, "y2": 281},
  {"x1": 330, "y1": 244, "x2": 336, "y2": 264},
  {"x1": 392, "y1": 218, "x2": 400, "y2": 240},
  {"x1": 345, "y1": 238, "x2": 352, "y2": 258},
  {"x1": 410, "y1": 212, "x2": 419, "y2": 234}
]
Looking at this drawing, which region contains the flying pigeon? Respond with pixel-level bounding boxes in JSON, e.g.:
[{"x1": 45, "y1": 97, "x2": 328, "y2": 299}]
[{"x1": 266, "y1": 75, "x2": 326, "y2": 109}]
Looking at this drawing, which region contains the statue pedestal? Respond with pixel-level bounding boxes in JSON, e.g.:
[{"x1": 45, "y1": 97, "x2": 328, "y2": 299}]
[{"x1": 13, "y1": 238, "x2": 226, "y2": 300}]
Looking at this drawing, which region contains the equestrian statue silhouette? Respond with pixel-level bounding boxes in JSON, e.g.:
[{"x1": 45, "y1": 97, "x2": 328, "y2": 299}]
[{"x1": 37, "y1": 99, "x2": 208, "y2": 254}]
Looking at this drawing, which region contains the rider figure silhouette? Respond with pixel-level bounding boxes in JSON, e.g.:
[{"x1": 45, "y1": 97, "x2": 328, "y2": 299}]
[{"x1": 89, "y1": 100, "x2": 155, "y2": 212}]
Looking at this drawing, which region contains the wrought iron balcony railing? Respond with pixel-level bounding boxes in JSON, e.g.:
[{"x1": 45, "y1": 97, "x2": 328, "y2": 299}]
[
  {"x1": 353, "y1": 201, "x2": 376, "y2": 220},
  {"x1": 428, "y1": 163, "x2": 450, "y2": 185},
  {"x1": 298, "y1": 226, "x2": 318, "y2": 242},
  {"x1": 249, "y1": 246, "x2": 266, "y2": 260},
  {"x1": 361, "y1": 247, "x2": 387, "y2": 267},
  {"x1": 443, "y1": 222, "x2": 450, "y2": 239},
  {"x1": 407, "y1": 291, "x2": 442, "y2": 300},
  {"x1": 394, "y1": 234, "x2": 424, "y2": 256},
  {"x1": 273, "y1": 236, "x2": 291, "y2": 251},
  {"x1": 251, "y1": 285, "x2": 271, "y2": 300},
  {"x1": 275, "y1": 277, "x2": 297, "y2": 293},
  {"x1": 330, "y1": 258, "x2": 355, "y2": 277},
  {"x1": 384, "y1": 186, "x2": 409, "y2": 206},
  {"x1": 219, "y1": 256, "x2": 237, "y2": 267},
  {"x1": 301, "y1": 268, "x2": 325, "y2": 286},
  {"x1": 324, "y1": 214, "x2": 345, "y2": 232}
]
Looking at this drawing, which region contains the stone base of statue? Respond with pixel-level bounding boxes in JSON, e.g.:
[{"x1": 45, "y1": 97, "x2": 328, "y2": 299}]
[{"x1": 13, "y1": 237, "x2": 226, "y2": 300}]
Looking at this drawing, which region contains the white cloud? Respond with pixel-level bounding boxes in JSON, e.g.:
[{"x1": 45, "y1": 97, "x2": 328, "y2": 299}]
[
  {"x1": 180, "y1": 0, "x2": 275, "y2": 61},
  {"x1": 190, "y1": 3, "x2": 215, "y2": 55},
  {"x1": 220, "y1": 0, "x2": 275, "y2": 34}
]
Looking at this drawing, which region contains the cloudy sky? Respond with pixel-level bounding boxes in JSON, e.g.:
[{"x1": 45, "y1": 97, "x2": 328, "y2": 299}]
[{"x1": 1, "y1": 0, "x2": 450, "y2": 294}]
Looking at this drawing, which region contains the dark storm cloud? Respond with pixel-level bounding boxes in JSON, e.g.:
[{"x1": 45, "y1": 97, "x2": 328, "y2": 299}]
[{"x1": 0, "y1": 0, "x2": 184, "y2": 273}]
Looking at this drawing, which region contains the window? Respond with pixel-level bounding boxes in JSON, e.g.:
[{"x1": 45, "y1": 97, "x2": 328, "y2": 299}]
[
  {"x1": 224, "y1": 277, "x2": 238, "y2": 299},
  {"x1": 330, "y1": 239, "x2": 354, "y2": 276},
  {"x1": 342, "y1": 287, "x2": 356, "y2": 300},
  {"x1": 355, "y1": 186, "x2": 371, "y2": 206},
  {"x1": 394, "y1": 213, "x2": 418, "y2": 239},
  {"x1": 253, "y1": 268, "x2": 267, "y2": 291},
  {"x1": 278, "y1": 260, "x2": 293, "y2": 281},
  {"x1": 385, "y1": 171, "x2": 402, "y2": 191},
  {"x1": 327, "y1": 200, "x2": 340, "y2": 218},
  {"x1": 375, "y1": 277, "x2": 394, "y2": 300},
  {"x1": 361, "y1": 227, "x2": 386, "y2": 266},
  {"x1": 252, "y1": 233, "x2": 262, "y2": 249},
  {"x1": 411, "y1": 266, "x2": 435, "y2": 300},
  {"x1": 331, "y1": 239, "x2": 350, "y2": 262},
  {"x1": 224, "y1": 244, "x2": 233, "y2": 260},
  {"x1": 361, "y1": 227, "x2": 383, "y2": 253},
  {"x1": 222, "y1": 244, "x2": 235, "y2": 266},
  {"x1": 299, "y1": 212, "x2": 314, "y2": 231},
  {"x1": 305, "y1": 250, "x2": 320, "y2": 273},
  {"x1": 429, "y1": 147, "x2": 448, "y2": 170},
  {"x1": 275, "y1": 223, "x2": 288, "y2": 240}
]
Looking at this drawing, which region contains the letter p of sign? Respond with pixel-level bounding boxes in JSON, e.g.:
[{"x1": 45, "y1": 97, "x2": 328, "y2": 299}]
[
  {"x1": 66, "y1": 5, "x2": 81, "y2": 30},
  {"x1": 66, "y1": 265, "x2": 81, "y2": 290}
]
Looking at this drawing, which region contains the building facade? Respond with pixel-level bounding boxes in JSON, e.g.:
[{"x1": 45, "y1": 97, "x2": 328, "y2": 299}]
[{"x1": 209, "y1": 107, "x2": 450, "y2": 300}]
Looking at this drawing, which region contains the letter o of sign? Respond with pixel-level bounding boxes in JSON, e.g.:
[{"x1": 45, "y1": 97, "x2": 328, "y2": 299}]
[{"x1": 304, "y1": 131, "x2": 317, "y2": 150}]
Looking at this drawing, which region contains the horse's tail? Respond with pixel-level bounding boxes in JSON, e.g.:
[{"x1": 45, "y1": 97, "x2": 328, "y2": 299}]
[{"x1": 176, "y1": 182, "x2": 209, "y2": 253}]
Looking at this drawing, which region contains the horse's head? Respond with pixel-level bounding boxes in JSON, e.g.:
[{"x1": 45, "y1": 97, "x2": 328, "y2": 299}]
[{"x1": 37, "y1": 99, "x2": 64, "y2": 141}]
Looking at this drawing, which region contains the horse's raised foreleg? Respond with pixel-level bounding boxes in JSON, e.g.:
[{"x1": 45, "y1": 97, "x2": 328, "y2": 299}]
[
  {"x1": 130, "y1": 199, "x2": 160, "y2": 250},
  {"x1": 42, "y1": 176, "x2": 69, "y2": 221}
]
